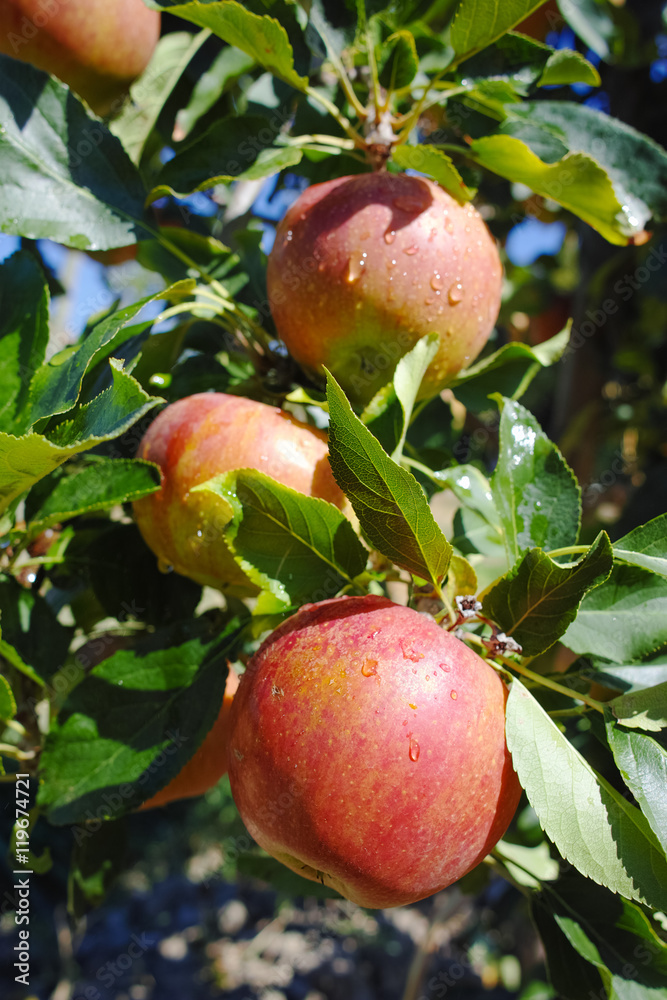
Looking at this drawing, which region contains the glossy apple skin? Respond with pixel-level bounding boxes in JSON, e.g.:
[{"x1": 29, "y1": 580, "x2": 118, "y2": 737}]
[
  {"x1": 228, "y1": 595, "x2": 522, "y2": 908},
  {"x1": 267, "y1": 172, "x2": 502, "y2": 408},
  {"x1": 140, "y1": 670, "x2": 239, "y2": 810},
  {"x1": 133, "y1": 393, "x2": 347, "y2": 595},
  {"x1": 0, "y1": 0, "x2": 160, "y2": 115}
]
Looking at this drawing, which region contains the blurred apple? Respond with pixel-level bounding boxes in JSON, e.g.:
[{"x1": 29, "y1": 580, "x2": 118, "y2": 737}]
[
  {"x1": 132, "y1": 392, "x2": 348, "y2": 594},
  {"x1": 267, "y1": 172, "x2": 502, "y2": 408},
  {"x1": 228, "y1": 594, "x2": 521, "y2": 908},
  {"x1": 0, "y1": 0, "x2": 160, "y2": 115}
]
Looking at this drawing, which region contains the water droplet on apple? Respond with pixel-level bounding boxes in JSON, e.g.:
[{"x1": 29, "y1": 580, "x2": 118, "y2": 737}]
[
  {"x1": 409, "y1": 736, "x2": 420, "y2": 762},
  {"x1": 424, "y1": 297, "x2": 434, "y2": 306},
  {"x1": 400, "y1": 640, "x2": 424, "y2": 662},
  {"x1": 430, "y1": 273, "x2": 443, "y2": 291},
  {"x1": 284, "y1": 230, "x2": 293, "y2": 243},
  {"x1": 448, "y1": 283, "x2": 464, "y2": 305},
  {"x1": 345, "y1": 256, "x2": 365, "y2": 283},
  {"x1": 438, "y1": 663, "x2": 451, "y2": 673},
  {"x1": 384, "y1": 229, "x2": 396, "y2": 245},
  {"x1": 157, "y1": 558, "x2": 174, "y2": 574},
  {"x1": 404, "y1": 245, "x2": 419, "y2": 255},
  {"x1": 450, "y1": 690, "x2": 458, "y2": 700},
  {"x1": 445, "y1": 220, "x2": 454, "y2": 234},
  {"x1": 361, "y1": 659, "x2": 378, "y2": 677}
]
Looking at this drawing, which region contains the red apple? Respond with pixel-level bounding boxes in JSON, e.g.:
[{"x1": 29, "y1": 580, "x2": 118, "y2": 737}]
[
  {"x1": 0, "y1": 0, "x2": 161, "y2": 116},
  {"x1": 267, "y1": 172, "x2": 503, "y2": 408},
  {"x1": 132, "y1": 392, "x2": 348, "y2": 594},
  {"x1": 227, "y1": 595, "x2": 522, "y2": 908},
  {"x1": 140, "y1": 669, "x2": 239, "y2": 810}
]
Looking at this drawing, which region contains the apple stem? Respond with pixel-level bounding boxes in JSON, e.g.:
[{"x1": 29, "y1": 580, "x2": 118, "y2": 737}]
[
  {"x1": 304, "y1": 86, "x2": 366, "y2": 148},
  {"x1": 495, "y1": 653, "x2": 606, "y2": 715},
  {"x1": 0, "y1": 743, "x2": 36, "y2": 762},
  {"x1": 365, "y1": 27, "x2": 384, "y2": 115},
  {"x1": 486, "y1": 854, "x2": 533, "y2": 897}
]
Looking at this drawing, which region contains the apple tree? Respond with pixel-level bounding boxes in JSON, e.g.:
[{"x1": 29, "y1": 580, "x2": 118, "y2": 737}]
[{"x1": 1, "y1": 1, "x2": 667, "y2": 997}]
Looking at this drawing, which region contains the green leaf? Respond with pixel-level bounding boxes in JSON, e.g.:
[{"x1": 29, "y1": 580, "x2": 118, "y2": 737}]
[
  {"x1": 607, "y1": 682, "x2": 667, "y2": 733},
  {"x1": 494, "y1": 839, "x2": 560, "y2": 889},
  {"x1": 536, "y1": 869, "x2": 667, "y2": 1000},
  {"x1": 501, "y1": 102, "x2": 667, "y2": 231},
  {"x1": 482, "y1": 532, "x2": 613, "y2": 656},
  {"x1": 451, "y1": 0, "x2": 552, "y2": 59},
  {"x1": 564, "y1": 564, "x2": 667, "y2": 664},
  {"x1": 606, "y1": 713, "x2": 667, "y2": 857},
  {"x1": 0, "y1": 57, "x2": 149, "y2": 250},
  {"x1": 326, "y1": 371, "x2": 452, "y2": 588},
  {"x1": 37, "y1": 620, "x2": 242, "y2": 824},
  {"x1": 445, "y1": 552, "x2": 478, "y2": 605},
  {"x1": 152, "y1": 115, "x2": 301, "y2": 197},
  {"x1": 453, "y1": 32, "x2": 598, "y2": 97},
  {"x1": 237, "y1": 145, "x2": 304, "y2": 182},
  {"x1": 378, "y1": 30, "x2": 419, "y2": 91},
  {"x1": 392, "y1": 144, "x2": 474, "y2": 203},
  {"x1": 362, "y1": 333, "x2": 440, "y2": 460},
  {"x1": 0, "y1": 576, "x2": 73, "y2": 684},
  {"x1": 29, "y1": 283, "x2": 189, "y2": 423},
  {"x1": 613, "y1": 514, "x2": 667, "y2": 580},
  {"x1": 505, "y1": 677, "x2": 667, "y2": 911},
  {"x1": 470, "y1": 135, "x2": 633, "y2": 245},
  {"x1": 0, "y1": 251, "x2": 49, "y2": 437},
  {"x1": 0, "y1": 631, "x2": 42, "y2": 686},
  {"x1": 154, "y1": 1, "x2": 308, "y2": 91},
  {"x1": 531, "y1": 900, "x2": 605, "y2": 1000},
  {"x1": 491, "y1": 396, "x2": 580, "y2": 566},
  {"x1": 110, "y1": 31, "x2": 208, "y2": 164},
  {"x1": 175, "y1": 46, "x2": 256, "y2": 140},
  {"x1": 26, "y1": 459, "x2": 161, "y2": 536},
  {"x1": 449, "y1": 327, "x2": 570, "y2": 411},
  {"x1": 196, "y1": 469, "x2": 367, "y2": 608},
  {"x1": 86, "y1": 523, "x2": 201, "y2": 628},
  {"x1": 538, "y1": 48, "x2": 601, "y2": 87},
  {"x1": 0, "y1": 362, "x2": 163, "y2": 514},
  {"x1": 0, "y1": 672, "x2": 17, "y2": 720},
  {"x1": 583, "y1": 655, "x2": 667, "y2": 695}
]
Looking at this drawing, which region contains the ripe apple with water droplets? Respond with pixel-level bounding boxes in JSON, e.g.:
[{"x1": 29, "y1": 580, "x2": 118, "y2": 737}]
[
  {"x1": 132, "y1": 392, "x2": 348, "y2": 595},
  {"x1": 267, "y1": 172, "x2": 503, "y2": 408},
  {"x1": 227, "y1": 595, "x2": 521, "y2": 908}
]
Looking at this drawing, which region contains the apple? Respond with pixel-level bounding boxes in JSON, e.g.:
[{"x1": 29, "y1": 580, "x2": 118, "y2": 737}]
[
  {"x1": 227, "y1": 594, "x2": 522, "y2": 908},
  {"x1": 266, "y1": 172, "x2": 503, "y2": 409},
  {"x1": 140, "y1": 669, "x2": 239, "y2": 810},
  {"x1": 0, "y1": 0, "x2": 161, "y2": 116},
  {"x1": 132, "y1": 392, "x2": 348, "y2": 594}
]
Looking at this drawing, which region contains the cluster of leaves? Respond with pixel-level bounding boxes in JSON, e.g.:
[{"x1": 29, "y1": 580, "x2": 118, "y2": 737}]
[{"x1": 1, "y1": 1, "x2": 667, "y2": 997}]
